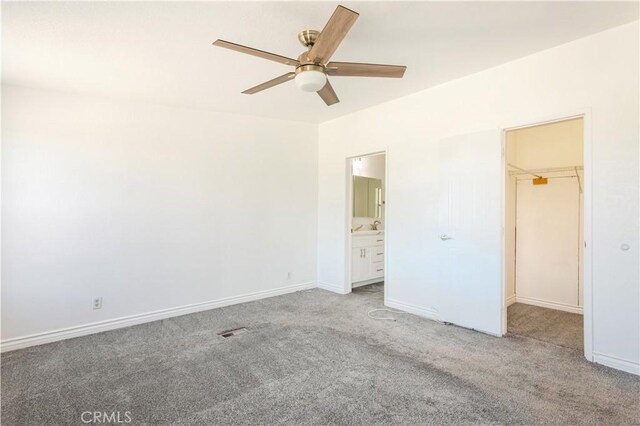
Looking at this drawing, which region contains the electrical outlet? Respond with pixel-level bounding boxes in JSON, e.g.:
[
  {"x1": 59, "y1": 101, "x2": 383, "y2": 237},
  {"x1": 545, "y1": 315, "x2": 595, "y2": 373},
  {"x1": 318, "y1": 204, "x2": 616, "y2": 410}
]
[
  {"x1": 93, "y1": 297, "x2": 102, "y2": 310},
  {"x1": 287, "y1": 272, "x2": 292, "y2": 280}
]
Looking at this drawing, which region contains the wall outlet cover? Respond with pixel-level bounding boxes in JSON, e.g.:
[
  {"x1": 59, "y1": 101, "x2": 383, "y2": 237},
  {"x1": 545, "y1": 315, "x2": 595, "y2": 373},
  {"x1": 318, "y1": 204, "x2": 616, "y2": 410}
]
[{"x1": 93, "y1": 297, "x2": 102, "y2": 310}]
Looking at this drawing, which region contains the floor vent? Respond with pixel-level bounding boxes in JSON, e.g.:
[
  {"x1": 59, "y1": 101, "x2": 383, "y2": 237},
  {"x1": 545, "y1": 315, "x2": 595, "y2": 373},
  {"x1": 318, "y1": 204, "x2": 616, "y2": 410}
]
[{"x1": 218, "y1": 327, "x2": 248, "y2": 338}]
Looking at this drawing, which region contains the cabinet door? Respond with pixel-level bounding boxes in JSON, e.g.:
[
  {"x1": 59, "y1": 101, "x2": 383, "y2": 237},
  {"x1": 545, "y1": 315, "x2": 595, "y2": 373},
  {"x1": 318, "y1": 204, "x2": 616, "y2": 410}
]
[
  {"x1": 351, "y1": 247, "x2": 367, "y2": 283},
  {"x1": 366, "y1": 247, "x2": 384, "y2": 280}
]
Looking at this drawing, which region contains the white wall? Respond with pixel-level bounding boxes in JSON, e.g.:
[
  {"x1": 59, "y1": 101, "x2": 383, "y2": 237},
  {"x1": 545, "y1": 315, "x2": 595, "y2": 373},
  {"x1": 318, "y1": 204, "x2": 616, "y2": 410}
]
[
  {"x1": 318, "y1": 22, "x2": 639, "y2": 372},
  {"x1": 353, "y1": 154, "x2": 385, "y2": 180},
  {"x1": 508, "y1": 118, "x2": 584, "y2": 170},
  {"x1": 514, "y1": 174, "x2": 582, "y2": 312},
  {"x1": 2, "y1": 85, "x2": 318, "y2": 343},
  {"x1": 505, "y1": 118, "x2": 584, "y2": 304},
  {"x1": 505, "y1": 160, "x2": 517, "y2": 303}
]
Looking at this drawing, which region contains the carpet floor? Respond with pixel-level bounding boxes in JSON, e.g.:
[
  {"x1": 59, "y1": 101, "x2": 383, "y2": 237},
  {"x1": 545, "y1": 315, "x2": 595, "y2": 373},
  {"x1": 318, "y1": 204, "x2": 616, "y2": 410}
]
[
  {"x1": 508, "y1": 302, "x2": 584, "y2": 352},
  {"x1": 2, "y1": 284, "x2": 638, "y2": 425}
]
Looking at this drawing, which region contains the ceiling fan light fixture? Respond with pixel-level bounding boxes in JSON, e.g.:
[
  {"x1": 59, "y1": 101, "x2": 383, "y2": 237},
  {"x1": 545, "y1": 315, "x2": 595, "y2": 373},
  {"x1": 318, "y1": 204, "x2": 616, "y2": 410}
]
[{"x1": 295, "y1": 69, "x2": 327, "y2": 92}]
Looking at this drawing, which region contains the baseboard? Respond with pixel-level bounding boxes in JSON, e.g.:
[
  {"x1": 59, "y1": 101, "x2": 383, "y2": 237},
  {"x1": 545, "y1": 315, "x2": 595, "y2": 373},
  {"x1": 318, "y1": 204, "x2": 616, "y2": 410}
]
[
  {"x1": 515, "y1": 295, "x2": 583, "y2": 314},
  {"x1": 352, "y1": 278, "x2": 384, "y2": 288},
  {"x1": 593, "y1": 352, "x2": 640, "y2": 375},
  {"x1": 317, "y1": 282, "x2": 349, "y2": 295},
  {"x1": 506, "y1": 295, "x2": 516, "y2": 307},
  {"x1": 386, "y1": 298, "x2": 440, "y2": 322},
  {"x1": 0, "y1": 281, "x2": 317, "y2": 353}
]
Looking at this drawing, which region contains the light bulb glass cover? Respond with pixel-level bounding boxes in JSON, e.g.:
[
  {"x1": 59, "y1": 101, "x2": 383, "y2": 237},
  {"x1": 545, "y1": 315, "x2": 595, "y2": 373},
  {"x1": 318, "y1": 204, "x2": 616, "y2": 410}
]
[{"x1": 295, "y1": 70, "x2": 327, "y2": 92}]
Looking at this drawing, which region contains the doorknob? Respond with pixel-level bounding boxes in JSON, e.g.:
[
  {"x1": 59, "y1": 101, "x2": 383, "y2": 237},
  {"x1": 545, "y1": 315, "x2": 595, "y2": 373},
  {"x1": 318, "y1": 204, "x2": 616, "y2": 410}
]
[{"x1": 440, "y1": 234, "x2": 453, "y2": 241}]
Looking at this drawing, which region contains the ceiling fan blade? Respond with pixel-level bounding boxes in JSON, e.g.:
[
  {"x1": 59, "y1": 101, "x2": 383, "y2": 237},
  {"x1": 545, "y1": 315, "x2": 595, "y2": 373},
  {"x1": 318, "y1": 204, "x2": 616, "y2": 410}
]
[
  {"x1": 317, "y1": 79, "x2": 339, "y2": 106},
  {"x1": 307, "y1": 5, "x2": 359, "y2": 64},
  {"x1": 326, "y1": 62, "x2": 406, "y2": 78},
  {"x1": 242, "y1": 72, "x2": 296, "y2": 94},
  {"x1": 213, "y1": 40, "x2": 299, "y2": 66}
]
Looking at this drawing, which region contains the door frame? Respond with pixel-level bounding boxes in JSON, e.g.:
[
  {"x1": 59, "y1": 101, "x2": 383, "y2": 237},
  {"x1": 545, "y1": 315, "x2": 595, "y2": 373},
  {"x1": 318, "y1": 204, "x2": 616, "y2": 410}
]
[
  {"x1": 500, "y1": 110, "x2": 593, "y2": 362},
  {"x1": 344, "y1": 150, "x2": 388, "y2": 301}
]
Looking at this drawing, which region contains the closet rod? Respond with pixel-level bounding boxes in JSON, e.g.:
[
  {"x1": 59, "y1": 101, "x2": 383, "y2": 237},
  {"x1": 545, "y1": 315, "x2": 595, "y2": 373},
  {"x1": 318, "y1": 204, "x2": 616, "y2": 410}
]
[
  {"x1": 507, "y1": 163, "x2": 543, "y2": 178},
  {"x1": 507, "y1": 164, "x2": 584, "y2": 176}
]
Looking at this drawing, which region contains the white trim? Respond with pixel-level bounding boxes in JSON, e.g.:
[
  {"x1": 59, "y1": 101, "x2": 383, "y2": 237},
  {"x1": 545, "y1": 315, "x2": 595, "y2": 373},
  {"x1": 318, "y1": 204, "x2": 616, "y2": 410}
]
[
  {"x1": 501, "y1": 133, "x2": 508, "y2": 335},
  {"x1": 502, "y1": 113, "x2": 586, "y2": 132},
  {"x1": 593, "y1": 353, "x2": 640, "y2": 376},
  {"x1": 352, "y1": 278, "x2": 384, "y2": 288},
  {"x1": 582, "y1": 109, "x2": 594, "y2": 362},
  {"x1": 500, "y1": 110, "x2": 593, "y2": 362},
  {"x1": 383, "y1": 147, "x2": 390, "y2": 307},
  {"x1": 506, "y1": 294, "x2": 516, "y2": 307},
  {"x1": 345, "y1": 150, "x2": 388, "y2": 298},
  {"x1": 317, "y1": 281, "x2": 349, "y2": 295},
  {"x1": 514, "y1": 295, "x2": 583, "y2": 314},
  {"x1": 386, "y1": 298, "x2": 440, "y2": 322},
  {"x1": 345, "y1": 156, "x2": 354, "y2": 295},
  {"x1": 0, "y1": 281, "x2": 316, "y2": 353}
]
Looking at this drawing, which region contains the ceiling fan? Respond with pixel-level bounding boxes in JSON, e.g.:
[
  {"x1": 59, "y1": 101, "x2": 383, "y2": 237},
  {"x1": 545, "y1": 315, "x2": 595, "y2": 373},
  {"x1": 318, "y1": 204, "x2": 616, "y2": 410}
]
[{"x1": 212, "y1": 5, "x2": 406, "y2": 106}]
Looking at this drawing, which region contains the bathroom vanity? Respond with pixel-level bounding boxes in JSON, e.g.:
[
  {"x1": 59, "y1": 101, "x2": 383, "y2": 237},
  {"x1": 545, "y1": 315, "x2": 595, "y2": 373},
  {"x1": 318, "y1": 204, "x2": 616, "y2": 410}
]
[{"x1": 351, "y1": 231, "x2": 384, "y2": 287}]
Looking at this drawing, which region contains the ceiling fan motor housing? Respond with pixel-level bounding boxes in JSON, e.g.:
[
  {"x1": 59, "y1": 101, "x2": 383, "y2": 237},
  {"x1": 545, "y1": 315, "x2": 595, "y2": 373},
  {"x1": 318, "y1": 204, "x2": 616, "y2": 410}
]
[{"x1": 298, "y1": 30, "x2": 320, "y2": 47}]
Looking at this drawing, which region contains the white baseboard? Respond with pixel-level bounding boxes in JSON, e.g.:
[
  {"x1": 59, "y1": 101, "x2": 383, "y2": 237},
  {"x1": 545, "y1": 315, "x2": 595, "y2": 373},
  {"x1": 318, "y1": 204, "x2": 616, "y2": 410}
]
[
  {"x1": 593, "y1": 352, "x2": 640, "y2": 375},
  {"x1": 386, "y1": 298, "x2": 440, "y2": 322},
  {"x1": 317, "y1": 282, "x2": 349, "y2": 295},
  {"x1": 514, "y1": 295, "x2": 583, "y2": 314},
  {"x1": 352, "y1": 278, "x2": 384, "y2": 288},
  {"x1": 506, "y1": 295, "x2": 516, "y2": 307},
  {"x1": 0, "y1": 281, "x2": 317, "y2": 353}
]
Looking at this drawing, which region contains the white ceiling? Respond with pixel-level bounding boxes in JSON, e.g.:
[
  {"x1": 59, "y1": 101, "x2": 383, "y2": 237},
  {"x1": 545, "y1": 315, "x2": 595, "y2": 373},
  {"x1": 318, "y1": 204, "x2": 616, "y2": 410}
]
[{"x1": 3, "y1": 1, "x2": 638, "y2": 123}]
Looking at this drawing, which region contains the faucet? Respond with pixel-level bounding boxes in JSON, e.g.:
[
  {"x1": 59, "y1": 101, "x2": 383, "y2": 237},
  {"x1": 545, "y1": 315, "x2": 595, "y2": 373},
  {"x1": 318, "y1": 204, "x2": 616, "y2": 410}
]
[{"x1": 371, "y1": 220, "x2": 381, "y2": 231}]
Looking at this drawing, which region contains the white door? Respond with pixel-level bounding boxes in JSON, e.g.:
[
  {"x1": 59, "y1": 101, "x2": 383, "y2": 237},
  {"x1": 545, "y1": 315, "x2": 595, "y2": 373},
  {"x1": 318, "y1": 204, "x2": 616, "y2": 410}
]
[
  {"x1": 515, "y1": 177, "x2": 580, "y2": 309},
  {"x1": 438, "y1": 130, "x2": 502, "y2": 335}
]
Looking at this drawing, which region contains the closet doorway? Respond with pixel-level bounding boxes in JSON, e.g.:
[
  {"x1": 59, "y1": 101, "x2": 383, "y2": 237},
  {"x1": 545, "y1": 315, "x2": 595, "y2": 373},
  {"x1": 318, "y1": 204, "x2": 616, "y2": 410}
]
[{"x1": 504, "y1": 117, "x2": 587, "y2": 353}]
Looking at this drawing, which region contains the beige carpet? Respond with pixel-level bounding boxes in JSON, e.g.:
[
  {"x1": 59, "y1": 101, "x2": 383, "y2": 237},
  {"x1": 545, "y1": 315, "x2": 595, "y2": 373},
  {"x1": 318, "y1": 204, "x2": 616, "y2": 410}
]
[
  {"x1": 2, "y1": 285, "x2": 637, "y2": 425},
  {"x1": 508, "y1": 302, "x2": 583, "y2": 352}
]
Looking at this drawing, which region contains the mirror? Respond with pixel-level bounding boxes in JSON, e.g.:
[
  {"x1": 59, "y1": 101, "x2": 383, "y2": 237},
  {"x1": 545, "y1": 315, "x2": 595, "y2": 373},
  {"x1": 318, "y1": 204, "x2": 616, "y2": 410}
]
[{"x1": 353, "y1": 176, "x2": 382, "y2": 218}]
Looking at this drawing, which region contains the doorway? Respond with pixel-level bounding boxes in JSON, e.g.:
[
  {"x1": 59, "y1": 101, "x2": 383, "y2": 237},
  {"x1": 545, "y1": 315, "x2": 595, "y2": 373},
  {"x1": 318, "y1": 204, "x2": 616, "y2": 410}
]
[
  {"x1": 346, "y1": 152, "x2": 386, "y2": 296},
  {"x1": 504, "y1": 117, "x2": 586, "y2": 353}
]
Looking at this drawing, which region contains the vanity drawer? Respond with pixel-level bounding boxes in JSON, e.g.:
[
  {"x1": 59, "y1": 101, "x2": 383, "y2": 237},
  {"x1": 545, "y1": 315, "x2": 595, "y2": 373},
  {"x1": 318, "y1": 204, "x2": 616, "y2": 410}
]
[
  {"x1": 371, "y1": 261, "x2": 384, "y2": 277},
  {"x1": 373, "y1": 250, "x2": 384, "y2": 262},
  {"x1": 352, "y1": 235, "x2": 385, "y2": 248}
]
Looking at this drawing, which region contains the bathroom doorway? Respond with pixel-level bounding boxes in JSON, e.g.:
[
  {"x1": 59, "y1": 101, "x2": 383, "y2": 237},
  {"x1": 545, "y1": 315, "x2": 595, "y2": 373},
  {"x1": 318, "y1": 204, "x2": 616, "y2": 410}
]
[
  {"x1": 346, "y1": 152, "x2": 387, "y2": 297},
  {"x1": 503, "y1": 116, "x2": 588, "y2": 354}
]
